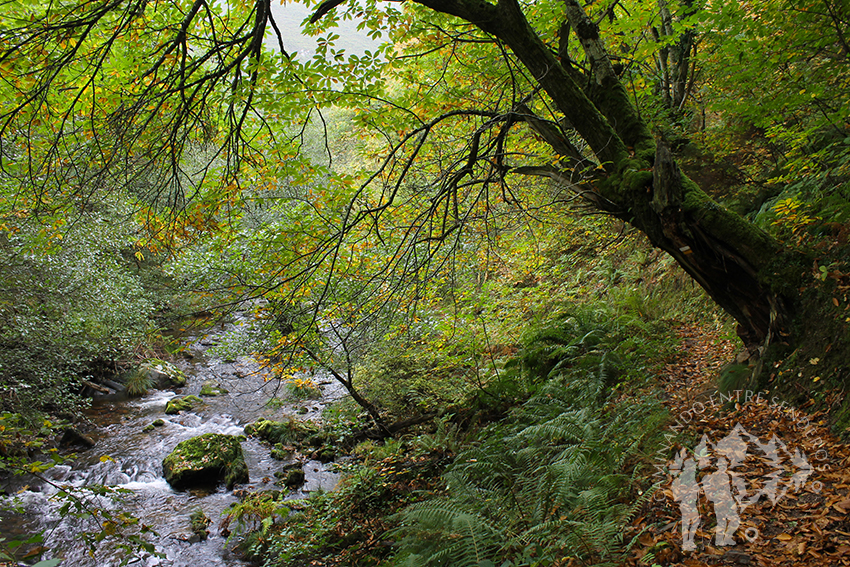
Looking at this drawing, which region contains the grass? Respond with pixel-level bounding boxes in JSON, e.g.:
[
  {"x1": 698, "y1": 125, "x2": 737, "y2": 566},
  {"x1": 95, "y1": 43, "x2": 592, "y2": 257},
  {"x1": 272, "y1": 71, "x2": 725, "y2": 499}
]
[{"x1": 124, "y1": 369, "x2": 153, "y2": 397}]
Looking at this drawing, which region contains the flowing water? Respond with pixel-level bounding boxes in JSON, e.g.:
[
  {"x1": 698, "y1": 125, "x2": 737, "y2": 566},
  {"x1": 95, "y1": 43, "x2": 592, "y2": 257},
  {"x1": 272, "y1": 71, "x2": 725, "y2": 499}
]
[{"x1": 1, "y1": 315, "x2": 346, "y2": 566}]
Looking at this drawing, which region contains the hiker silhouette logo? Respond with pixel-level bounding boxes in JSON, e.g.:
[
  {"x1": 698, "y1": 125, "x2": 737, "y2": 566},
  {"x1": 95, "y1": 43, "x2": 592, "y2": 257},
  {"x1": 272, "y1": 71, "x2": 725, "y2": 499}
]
[{"x1": 669, "y1": 423, "x2": 813, "y2": 550}]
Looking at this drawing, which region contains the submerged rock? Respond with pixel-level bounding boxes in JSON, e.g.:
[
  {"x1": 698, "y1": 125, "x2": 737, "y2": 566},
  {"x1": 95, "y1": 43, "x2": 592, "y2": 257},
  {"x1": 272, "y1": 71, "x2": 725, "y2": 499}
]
[
  {"x1": 164, "y1": 395, "x2": 203, "y2": 415},
  {"x1": 142, "y1": 419, "x2": 166, "y2": 433},
  {"x1": 162, "y1": 433, "x2": 248, "y2": 490}
]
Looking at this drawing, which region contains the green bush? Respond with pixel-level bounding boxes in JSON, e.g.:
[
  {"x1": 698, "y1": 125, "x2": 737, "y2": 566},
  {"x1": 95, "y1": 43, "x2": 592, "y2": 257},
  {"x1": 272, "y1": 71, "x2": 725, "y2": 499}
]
[{"x1": 0, "y1": 206, "x2": 168, "y2": 415}]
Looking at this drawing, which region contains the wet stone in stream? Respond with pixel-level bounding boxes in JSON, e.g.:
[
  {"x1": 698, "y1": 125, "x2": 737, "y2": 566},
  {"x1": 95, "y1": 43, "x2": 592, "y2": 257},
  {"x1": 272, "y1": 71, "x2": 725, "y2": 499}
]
[{"x1": 162, "y1": 433, "x2": 249, "y2": 490}]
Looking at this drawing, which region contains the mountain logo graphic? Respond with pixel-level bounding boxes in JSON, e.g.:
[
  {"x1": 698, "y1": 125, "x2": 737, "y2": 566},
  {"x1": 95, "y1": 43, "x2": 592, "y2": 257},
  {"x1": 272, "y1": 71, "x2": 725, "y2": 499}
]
[{"x1": 669, "y1": 423, "x2": 813, "y2": 550}]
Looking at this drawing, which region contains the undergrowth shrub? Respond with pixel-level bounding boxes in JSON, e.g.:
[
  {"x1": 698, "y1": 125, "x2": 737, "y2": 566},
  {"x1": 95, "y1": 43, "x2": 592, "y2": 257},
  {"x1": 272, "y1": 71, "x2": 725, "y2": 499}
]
[
  {"x1": 124, "y1": 369, "x2": 153, "y2": 397},
  {"x1": 502, "y1": 303, "x2": 671, "y2": 393},
  {"x1": 392, "y1": 399, "x2": 664, "y2": 565},
  {"x1": 234, "y1": 303, "x2": 674, "y2": 567},
  {"x1": 226, "y1": 444, "x2": 450, "y2": 567}
]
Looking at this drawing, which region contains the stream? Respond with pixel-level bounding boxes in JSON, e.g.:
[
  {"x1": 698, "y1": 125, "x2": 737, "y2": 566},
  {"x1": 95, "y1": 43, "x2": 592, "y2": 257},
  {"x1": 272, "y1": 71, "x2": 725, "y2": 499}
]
[{"x1": 1, "y1": 314, "x2": 347, "y2": 566}]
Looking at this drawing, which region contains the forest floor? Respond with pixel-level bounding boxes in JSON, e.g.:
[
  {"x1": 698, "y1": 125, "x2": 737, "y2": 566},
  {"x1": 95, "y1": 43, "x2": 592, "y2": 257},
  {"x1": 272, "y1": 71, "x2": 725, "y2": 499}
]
[{"x1": 626, "y1": 324, "x2": 850, "y2": 567}]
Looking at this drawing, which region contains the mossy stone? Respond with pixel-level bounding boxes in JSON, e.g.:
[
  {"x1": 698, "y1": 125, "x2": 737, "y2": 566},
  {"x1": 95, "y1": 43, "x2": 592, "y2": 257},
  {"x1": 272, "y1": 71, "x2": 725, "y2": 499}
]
[
  {"x1": 270, "y1": 443, "x2": 295, "y2": 460},
  {"x1": 281, "y1": 468, "x2": 305, "y2": 488},
  {"x1": 165, "y1": 395, "x2": 203, "y2": 415},
  {"x1": 199, "y1": 381, "x2": 229, "y2": 396},
  {"x1": 189, "y1": 509, "x2": 210, "y2": 542},
  {"x1": 144, "y1": 418, "x2": 166, "y2": 432},
  {"x1": 313, "y1": 447, "x2": 336, "y2": 463},
  {"x1": 169, "y1": 373, "x2": 188, "y2": 387},
  {"x1": 162, "y1": 433, "x2": 248, "y2": 490},
  {"x1": 244, "y1": 418, "x2": 318, "y2": 446}
]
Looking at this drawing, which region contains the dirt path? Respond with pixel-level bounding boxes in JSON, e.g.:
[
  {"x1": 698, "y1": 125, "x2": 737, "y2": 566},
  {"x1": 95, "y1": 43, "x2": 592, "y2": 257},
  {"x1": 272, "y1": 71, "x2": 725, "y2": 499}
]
[{"x1": 628, "y1": 324, "x2": 850, "y2": 566}]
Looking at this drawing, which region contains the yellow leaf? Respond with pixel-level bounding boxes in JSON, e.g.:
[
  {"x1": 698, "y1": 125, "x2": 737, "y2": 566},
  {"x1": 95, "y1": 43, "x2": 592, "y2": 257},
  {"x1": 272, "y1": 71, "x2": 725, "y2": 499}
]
[{"x1": 100, "y1": 455, "x2": 114, "y2": 463}]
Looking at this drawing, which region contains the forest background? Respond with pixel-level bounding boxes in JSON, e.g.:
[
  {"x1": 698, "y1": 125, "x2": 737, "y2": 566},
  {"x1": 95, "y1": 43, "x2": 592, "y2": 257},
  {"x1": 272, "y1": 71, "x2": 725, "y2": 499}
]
[{"x1": 1, "y1": 0, "x2": 849, "y2": 564}]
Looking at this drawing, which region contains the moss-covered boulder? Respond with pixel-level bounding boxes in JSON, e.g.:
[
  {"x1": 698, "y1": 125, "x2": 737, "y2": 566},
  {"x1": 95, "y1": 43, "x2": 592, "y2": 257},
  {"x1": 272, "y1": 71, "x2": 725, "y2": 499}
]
[
  {"x1": 199, "y1": 381, "x2": 229, "y2": 397},
  {"x1": 165, "y1": 395, "x2": 203, "y2": 415},
  {"x1": 270, "y1": 443, "x2": 296, "y2": 460},
  {"x1": 162, "y1": 433, "x2": 248, "y2": 490},
  {"x1": 140, "y1": 358, "x2": 187, "y2": 387},
  {"x1": 142, "y1": 418, "x2": 167, "y2": 433},
  {"x1": 244, "y1": 418, "x2": 319, "y2": 446}
]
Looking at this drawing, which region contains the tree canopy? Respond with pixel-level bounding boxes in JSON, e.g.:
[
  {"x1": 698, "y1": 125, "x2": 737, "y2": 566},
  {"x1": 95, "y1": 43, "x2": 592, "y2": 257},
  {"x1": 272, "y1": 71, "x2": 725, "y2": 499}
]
[{"x1": 1, "y1": 0, "x2": 849, "y2": 407}]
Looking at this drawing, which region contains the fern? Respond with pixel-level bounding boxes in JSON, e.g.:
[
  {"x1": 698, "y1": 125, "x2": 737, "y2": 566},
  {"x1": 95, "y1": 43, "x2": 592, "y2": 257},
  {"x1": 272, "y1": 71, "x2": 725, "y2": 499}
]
[
  {"x1": 392, "y1": 305, "x2": 669, "y2": 566},
  {"x1": 394, "y1": 402, "x2": 658, "y2": 565},
  {"x1": 395, "y1": 502, "x2": 503, "y2": 566}
]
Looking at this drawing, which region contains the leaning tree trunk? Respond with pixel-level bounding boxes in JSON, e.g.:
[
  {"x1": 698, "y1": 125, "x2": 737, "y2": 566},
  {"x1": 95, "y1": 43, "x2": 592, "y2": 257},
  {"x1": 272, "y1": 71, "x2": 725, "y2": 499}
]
[
  {"x1": 634, "y1": 141, "x2": 792, "y2": 350},
  {"x1": 414, "y1": 0, "x2": 797, "y2": 353}
]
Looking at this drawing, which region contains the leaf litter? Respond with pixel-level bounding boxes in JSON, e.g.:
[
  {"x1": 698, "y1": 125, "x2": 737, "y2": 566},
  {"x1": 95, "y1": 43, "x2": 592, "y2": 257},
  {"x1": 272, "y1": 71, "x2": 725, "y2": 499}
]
[{"x1": 628, "y1": 324, "x2": 850, "y2": 566}]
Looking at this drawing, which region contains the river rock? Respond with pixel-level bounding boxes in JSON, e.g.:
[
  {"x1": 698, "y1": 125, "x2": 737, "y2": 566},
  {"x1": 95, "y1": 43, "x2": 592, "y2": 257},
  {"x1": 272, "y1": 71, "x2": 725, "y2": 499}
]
[
  {"x1": 311, "y1": 446, "x2": 336, "y2": 463},
  {"x1": 281, "y1": 468, "x2": 305, "y2": 489},
  {"x1": 270, "y1": 443, "x2": 296, "y2": 460},
  {"x1": 59, "y1": 427, "x2": 95, "y2": 449},
  {"x1": 142, "y1": 419, "x2": 166, "y2": 433},
  {"x1": 189, "y1": 509, "x2": 210, "y2": 542},
  {"x1": 244, "y1": 417, "x2": 318, "y2": 446},
  {"x1": 164, "y1": 395, "x2": 203, "y2": 415},
  {"x1": 162, "y1": 433, "x2": 248, "y2": 489},
  {"x1": 199, "y1": 381, "x2": 228, "y2": 396}
]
